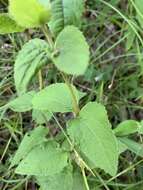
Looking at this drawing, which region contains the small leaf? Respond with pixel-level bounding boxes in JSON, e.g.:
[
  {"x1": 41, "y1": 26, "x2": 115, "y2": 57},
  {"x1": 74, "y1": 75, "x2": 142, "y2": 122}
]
[
  {"x1": 11, "y1": 126, "x2": 48, "y2": 168},
  {"x1": 15, "y1": 141, "x2": 68, "y2": 176},
  {"x1": 36, "y1": 166, "x2": 73, "y2": 190},
  {"x1": 9, "y1": 0, "x2": 51, "y2": 28},
  {"x1": 0, "y1": 13, "x2": 24, "y2": 34},
  {"x1": 32, "y1": 110, "x2": 52, "y2": 124},
  {"x1": 49, "y1": 0, "x2": 84, "y2": 36},
  {"x1": 52, "y1": 26, "x2": 89, "y2": 75},
  {"x1": 67, "y1": 102, "x2": 118, "y2": 176},
  {"x1": 7, "y1": 91, "x2": 36, "y2": 112},
  {"x1": 14, "y1": 39, "x2": 50, "y2": 94},
  {"x1": 114, "y1": 120, "x2": 139, "y2": 137},
  {"x1": 32, "y1": 83, "x2": 80, "y2": 113},
  {"x1": 118, "y1": 137, "x2": 143, "y2": 157}
]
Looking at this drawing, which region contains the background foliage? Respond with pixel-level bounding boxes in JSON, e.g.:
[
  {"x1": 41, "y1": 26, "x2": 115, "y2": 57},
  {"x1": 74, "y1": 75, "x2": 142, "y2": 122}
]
[{"x1": 1, "y1": 0, "x2": 143, "y2": 190}]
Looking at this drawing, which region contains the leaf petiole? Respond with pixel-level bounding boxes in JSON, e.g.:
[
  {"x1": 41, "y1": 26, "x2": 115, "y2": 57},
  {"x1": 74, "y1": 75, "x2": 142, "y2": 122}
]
[{"x1": 81, "y1": 167, "x2": 90, "y2": 190}]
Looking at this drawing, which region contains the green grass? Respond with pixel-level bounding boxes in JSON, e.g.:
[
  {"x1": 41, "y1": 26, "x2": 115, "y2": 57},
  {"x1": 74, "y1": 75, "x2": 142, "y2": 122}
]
[{"x1": 1, "y1": 0, "x2": 143, "y2": 189}]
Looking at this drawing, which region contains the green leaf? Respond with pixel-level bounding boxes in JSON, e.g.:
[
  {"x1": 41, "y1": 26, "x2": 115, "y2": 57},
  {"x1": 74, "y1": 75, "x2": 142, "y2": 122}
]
[
  {"x1": 36, "y1": 166, "x2": 73, "y2": 190},
  {"x1": 114, "y1": 120, "x2": 139, "y2": 137},
  {"x1": 72, "y1": 170, "x2": 86, "y2": 190},
  {"x1": 11, "y1": 126, "x2": 48, "y2": 168},
  {"x1": 15, "y1": 141, "x2": 68, "y2": 176},
  {"x1": 52, "y1": 26, "x2": 89, "y2": 75},
  {"x1": 67, "y1": 102, "x2": 118, "y2": 176},
  {"x1": 118, "y1": 137, "x2": 143, "y2": 157},
  {"x1": 0, "y1": 13, "x2": 24, "y2": 34},
  {"x1": 37, "y1": 167, "x2": 87, "y2": 190},
  {"x1": 9, "y1": 0, "x2": 51, "y2": 28},
  {"x1": 14, "y1": 39, "x2": 50, "y2": 94},
  {"x1": 126, "y1": 27, "x2": 136, "y2": 51},
  {"x1": 49, "y1": 0, "x2": 84, "y2": 36},
  {"x1": 118, "y1": 139, "x2": 127, "y2": 154},
  {"x1": 32, "y1": 110, "x2": 52, "y2": 124},
  {"x1": 7, "y1": 91, "x2": 36, "y2": 112},
  {"x1": 32, "y1": 83, "x2": 80, "y2": 113},
  {"x1": 138, "y1": 120, "x2": 143, "y2": 134},
  {"x1": 135, "y1": 0, "x2": 143, "y2": 27}
]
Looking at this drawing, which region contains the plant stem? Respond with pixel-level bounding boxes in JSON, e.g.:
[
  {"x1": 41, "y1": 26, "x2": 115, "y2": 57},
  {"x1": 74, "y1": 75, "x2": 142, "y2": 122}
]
[
  {"x1": 53, "y1": 114, "x2": 110, "y2": 190},
  {"x1": 61, "y1": 73, "x2": 80, "y2": 116},
  {"x1": 10, "y1": 177, "x2": 29, "y2": 190},
  {"x1": 39, "y1": 24, "x2": 53, "y2": 92},
  {"x1": 38, "y1": 70, "x2": 43, "y2": 90},
  {"x1": 81, "y1": 167, "x2": 90, "y2": 190},
  {"x1": 42, "y1": 25, "x2": 80, "y2": 116},
  {"x1": 41, "y1": 26, "x2": 107, "y2": 189},
  {"x1": 0, "y1": 136, "x2": 12, "y2": 162},
  {"x1": 42, "y1": 25, "x2": 54, "y2": 49}
]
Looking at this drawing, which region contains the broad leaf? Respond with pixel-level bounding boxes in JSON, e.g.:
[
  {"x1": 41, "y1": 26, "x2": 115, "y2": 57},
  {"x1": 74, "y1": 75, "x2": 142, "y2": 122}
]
[
  {"x1": 11, "y1": 126, "x2": 48, "y2": 168},
  {"x1": 32, "y1": 110, "x2": 52, "y2": 124},
  {"x1": 49, "y1": 0, "x2": 84, "y2": 36},
  {"x1": 9, "y1": 0, "x2": 51, "y2": 28},
  {"x1": 67, "y1": 102, "x2": 118, "y2": 176},
  {"x1": 14, "y1": 39, "x2": 50, "y2": 94},
  {"x1": 118, "y1": 137, "x2": 143, "y2": 157},
  {"x1": 114, "y1": 120, "x2": 139, "y2": 137},
  {"x1": 32, "y1": 83, "x2": 80, "y2": 113},
  {"x1": 15, "y1": 141, "x2": 68, "y2": 176},
  {"x1": 52, "y1": 26, "x2": 89, "y2": 75},
  {"x1": 36, "y1": 166, "x2": 73, "y2": 190},
  {"x1": 0, "y1": 13, "x2": 24, "y2": 34},
  {"x1": 7, "y1": 91, "x2": 35, "y2": 112}
]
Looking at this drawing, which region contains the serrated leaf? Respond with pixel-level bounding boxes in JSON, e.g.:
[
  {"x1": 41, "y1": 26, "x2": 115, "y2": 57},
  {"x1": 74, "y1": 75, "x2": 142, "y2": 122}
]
[
  {"x1": 32, "y1": 83, "x2": 80, "y2": 113},
  {"x1": 0, "y1": 13, "x2": 24, "y2": 34},
  {"x1": 9, "y1": 0, "x2": 51, "y2": 28},
  {"x1": 49, "y1": 0, "x2": 84, "y2": 36},
  {"x1": 7, "y1": 91, "x2": 36, "y2": 112},
  {"x1": 36, "y1": 166, "x2": 73, "y2": 190},
  {"x1": 32, "y1": 110, "x2": 52, "y2": 124},
  {"x1": 67, "y1": 102, "x2": 118, "y2": 176},
  {"x1": 15, "y1": 141, "x2": 68, "y2": 176},
  {"x1": 11, "y1": 126, "x2": 48, "y2": 168},
  {"x1": 114, "y1": 120, "x2": 139, "y2": 137},
  {"x1": 118, "y1": 137, "x2": 143, "y2": 157},
  {"x1": 52, "y1": 26, "x2": 89, "y2": 75},
  {"x1": 14, "y1": 39, "x2": 50, "y2": 94}
]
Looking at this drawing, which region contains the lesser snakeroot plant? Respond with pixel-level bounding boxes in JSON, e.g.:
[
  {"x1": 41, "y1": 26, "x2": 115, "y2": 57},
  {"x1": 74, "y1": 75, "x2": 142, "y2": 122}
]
[{"x1": 1, "y1": 0, "x2": 143, "y2": 190}]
